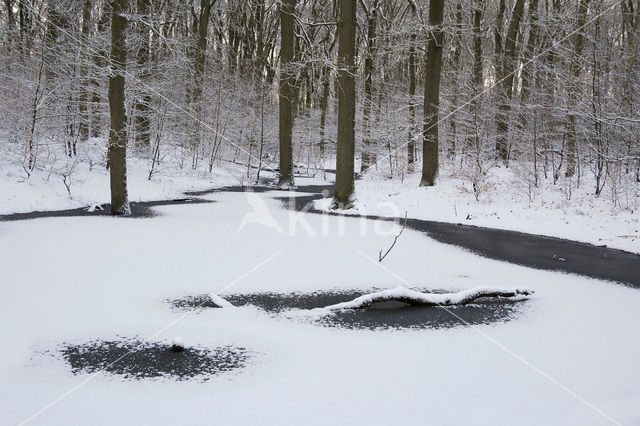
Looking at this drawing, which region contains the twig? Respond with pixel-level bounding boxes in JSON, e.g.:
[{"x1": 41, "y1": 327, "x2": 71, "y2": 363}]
[{"x1": 379, "y1": 211, "x2": 407, "y2": 262}]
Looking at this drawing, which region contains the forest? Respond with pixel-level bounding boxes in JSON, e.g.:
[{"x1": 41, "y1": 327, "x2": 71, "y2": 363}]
[
  {"x1": 2, "y1": 2, "x2": 640, "y2": 425},
  {"x1": 1, "y1": 0, "x2": 638, "y2": 214}
]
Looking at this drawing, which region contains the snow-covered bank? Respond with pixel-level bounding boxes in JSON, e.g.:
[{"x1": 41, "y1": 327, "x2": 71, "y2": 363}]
[
  {"x1": 0, "y1": 144, "x2": 247, "y2": 215},
  {"x1": 319, "y1": 163, "x2": 639, "y2": 254}
]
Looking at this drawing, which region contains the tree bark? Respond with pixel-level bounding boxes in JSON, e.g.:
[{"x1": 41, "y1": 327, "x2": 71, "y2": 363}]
[
  {"x1": 319, "y1": 65, "x2": 331, "y2": 156},
  {"x1": 448, "y1": 1, "x2": 463, "y2": 159},
  {"x1": 4, "y1": 0, "x2": 15, "y2": 49},
  {"x1": 332, "y1": 0, "x2": 357, "y2": 207},
  {"x1": 134, "y1": 0, "x2": 151, "y2": 151},
  {"x1": 468, "y1": 0, "x2": 483, "y2": 152},
  {"x1": 108, "y1": 0, "x2": 131, "y2": 215},
  {"x1": 90, "y1": 9, "x2": 109, "y2": 138},
  {"x1": 78, "y1": 0, "x2": 91, "y2": 143},
  {"x1": 420, "y1": 0, "x2": 445, "y2": 187},
  {"x1": 407, "y1": 0, "x2": 417, "y2": 172},
  {"x1": 278, "y1": 0, "x2": 296, "y2": 187},
  {"x1": 495, "y1": 0, "x2": 526, "y2": 163},
  {"x1": 361, "y1": 1, "x2": 379, "y2": 173},
  {"x1": 565, "y1": 0, "x2": 590, "y2": 177},
  {"x1": 190, "y1": 0, "x2": 214, "y2": 159},
  {"x1": 520, "y1": 0, "x2": 540, "y2": 129}
]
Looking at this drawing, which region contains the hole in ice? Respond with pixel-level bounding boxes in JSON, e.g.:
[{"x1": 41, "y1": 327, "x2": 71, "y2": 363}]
[{"x1": 59, "y1": 339, "x2": 250, "y2": 381}]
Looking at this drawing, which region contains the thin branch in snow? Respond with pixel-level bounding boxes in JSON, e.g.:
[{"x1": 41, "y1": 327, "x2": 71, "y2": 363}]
[{"x1": 379, "y1": 211, "x2": 407, "y2": 262}]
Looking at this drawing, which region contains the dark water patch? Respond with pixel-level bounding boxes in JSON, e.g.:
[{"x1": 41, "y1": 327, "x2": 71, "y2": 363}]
[
  {"x1": 167, "y1": 294, "x2": 224, "y2": 311},
  {"x1": 221, "y1": 288, "x2": 527, "y2": 330},
  {"x1": 315, "y1": 298, "x2": 526, "y2": 331},
  {"x1": 0, "y1": 198, "x2": 213, "y2": 221},
  {"x1": 60, "y1": 339, "x2": 250, "y2": 381},
  {"x1": 223, "y1": 288, "x2": 376, "y2": 313}
]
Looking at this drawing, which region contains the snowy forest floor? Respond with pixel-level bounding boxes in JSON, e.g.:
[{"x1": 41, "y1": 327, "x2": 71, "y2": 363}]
[
  {"x1": 1, "y1": 183, "x2": 639, "y2": 425},
  {"x1": 1, "y1": 143, "x2": 638, "y2": 253}
]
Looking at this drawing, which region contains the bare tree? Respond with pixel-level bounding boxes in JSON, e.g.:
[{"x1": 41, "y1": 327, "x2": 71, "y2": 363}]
[
  {"x1": 278, "y1": 0, "x2": 296, "y2": 188},
  {"x1": 333, "y1": 0, "x2": 357, "y2": 207},
  {"x1": 108, "y1": 0, "x2": 130, "y2": 215},
  {"x1": 420, "y1": 0, "x2": 445, "y2": 187}
]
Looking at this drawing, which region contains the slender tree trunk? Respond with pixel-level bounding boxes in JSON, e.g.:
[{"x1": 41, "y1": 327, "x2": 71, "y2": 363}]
[
  {"x1": 319, "y1": 66, "x2": 330, "y2": 155},
  {"x1": 78, "y1": 0, "x2": 91, "y2": 143},
  {"x1": 91, "y1": 10, "x2": 109, "y2": 138},
  {"x1": 565, "y1": 0, "x2": 590, "y2": 177},
  {"x1": 407, "y1": 1, "x2": 417, "y2": 172},
  {"x1": 108, "y1": 0, "x2": 130, "y2": 215},
  {"x1": 278, "y1": 0, "x2": 296, "y2": 187},
  {"x1": 520, "y1": 0, "x2": 539, "y2": 129},
  {"x1": 333, "y1": 0, "x2": 357, "y2": 207},
  {"x1": 134, "y1": 0, "x2": 151, "y2": 152},
  {"x1": 495, "y1": 0, "x2": 526, "y2": 163},
  {"x1": 420, "y1": 0, "x2": 445, "y2": 187},
  {"x1": 494, "y1": 0, "x2": 506, "y2": 78},
  {"x1": 190, "y1": 0, "x2": 214, "y2": 161},
  {"x1": 361, "y1": 2, "x2": 379, "y2": 173},
  {"x1": 4, "y1": 0, "x2": 15, "y2": 49},
  {"x1": 448, "y1": 1, "x2": 463, "y2": 159},
  {"x1": 468, "y1": 0, "x2": 483, "y2": 152}
]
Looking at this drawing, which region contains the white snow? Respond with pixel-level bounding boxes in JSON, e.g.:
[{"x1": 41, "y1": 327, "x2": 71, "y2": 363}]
[
  {"x1": 210, "y1": 294, "x2": 234, "y2": 308},
  {"x1": 0, "y1": 139, "x2": 244, "y2": 215},
  {"x1": 1, "y1": 181, "x2": 639, "y2": 425}
]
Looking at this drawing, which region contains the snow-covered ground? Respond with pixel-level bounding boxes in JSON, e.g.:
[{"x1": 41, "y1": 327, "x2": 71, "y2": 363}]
[
  {"x1": 1, "y1": 183, "x2": 639, "y2": 425},
  {"x1": 319, "y1": 163, "x2": 640, "y2": 254},
  {"x1": 0, "y1": 140, "x2": 247, "y2": 215},
  {"x1": 3, "y1": 141, "x2": 637, "y2": 255}
]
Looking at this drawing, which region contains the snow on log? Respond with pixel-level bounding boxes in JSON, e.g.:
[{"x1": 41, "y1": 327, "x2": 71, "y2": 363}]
[
  {"x1": 321, "y1": 286, "x2": 533, "y2": 311},
  {"x1": 209, "y1": 294, "x2": 234, "y2": 308}
]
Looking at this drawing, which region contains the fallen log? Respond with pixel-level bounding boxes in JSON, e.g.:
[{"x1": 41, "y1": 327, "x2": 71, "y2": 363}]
[{"x1": 321, "y1": 286, "x2": 533, "y2": 310}]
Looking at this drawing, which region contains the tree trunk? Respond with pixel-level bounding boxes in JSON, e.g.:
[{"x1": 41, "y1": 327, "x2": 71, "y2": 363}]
[
  {"x1": 78, "y1": 0, "x2": 91, "y2": 143},
  {"x1": 420, "y1": 0, "x2": 445, "y2": 187},
  {"x1": 134, "y1": 0, "x2": 151, "y2": 152},
  {"x1": 520, "y1": 0, "x2": 540, "y2": 129},
  {"x1": 319, "y1": 65, "x2": 331, "y2": 155},
  {"x1": 190, "y1": 0, "x2": 214, "y2": 161},
  {"x1": 90, "y1": 10, "x2": 109, "y2": 138},
  {"x1": 493, "y1": 0, "x2": 506, "y2": 78},
  {"x1": 361, "y1": 2, "x2": 379, "y2": 173},
  {"x1": 278, "y1": 0, "x2": 296, "y2": 187},
  {"x1": 448, "y1": 1, "x2": 463, "y2": 159},
  {"x1": 495, "y1": 0, "x2": 526, "y2": 163},
  {"x1": 332, "y1": 0, "x2": 357, "y2": 207},
  {"x1": 468, "y1": 0, "x2": 483, "y2": 152},
  {"x1": 108, "y1": 0, "x2": 130, "y2": 215},
  {"x1": 565, "y1": 0, "x2": 590, "y2": 177},
  {"x1": 407, "y1": 0, "x2": 417, "y2": 172},
  {"x1": 4, "y1": 0, "x2": 15, "y2": 49}
]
